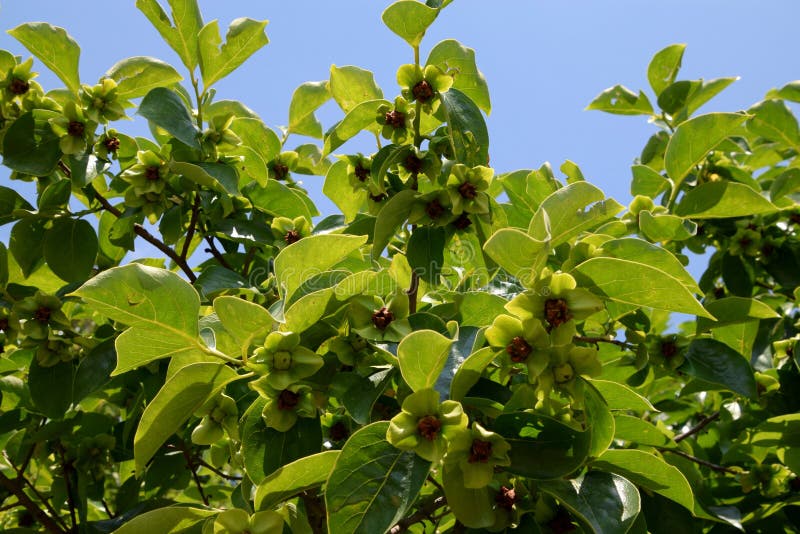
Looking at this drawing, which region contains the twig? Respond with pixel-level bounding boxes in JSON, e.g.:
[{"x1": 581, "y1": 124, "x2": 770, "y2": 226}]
[
  {"x1": 193, "y1": 457, "x2": 243, "y2": 481},
  {"x1": 426, "y1": 474, "x2": 444, "y2": 493},
  {"x1": 4, "y1": 451, "x2": 68, "y2": 530},
  {"x1": 181, "y1": 192, "x2": 202, "y2": 262},
  {"x1": 661, "y1": 448, "x2": 741, "y2": 475},
  {"x1": 241, "y1": 246, "x2": 257, "y2": 277},
  {"x1": 407, "y1": 271, "x2": 420, "y2": 314},
  {"x1": 300, "y1": 490, "x2": 327, "y2": 534},
  {"x1": 176, "y1": 442, "x2": 209, "y2": 506},
  {"x1": 0, "y1": 471, "x2": 66, "y2": 533},
  {"x1": 203, "y1": 234, "x2": 233, "y2": 270},
  {"x1": 102, "y1": 498, "x2": 115, "y2": 518},
  {"x1": 55, "y1": 444, "x2": 78, "y2": 531},
  {"x1": 573, "y1": 335, "x2": 637, "y2": 351},
  {"x1": 389, "y1": 495, "x2": 447, "y2": 533},
  {"x1": 93, "y1": 189, "x2": 197, "y2": 282},
  {"x1": 674, "y1": 411, "x2": 721, "y2": 443}
]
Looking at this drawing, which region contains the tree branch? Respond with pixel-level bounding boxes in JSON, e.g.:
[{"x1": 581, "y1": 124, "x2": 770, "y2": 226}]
[
  {"x1": 4, "y1": 451, "x2": 67, "y2": 530},
  {"x1": 300, "y1": 490, "x2": 327, "y2": 534},
  {"x1": 674, "y1": 411, "x2": 720, "y2": 443},
  {"x1": 0, "y1": 471, "x2": 66, "y2": 533},
  {"x1": 573, "y1": 335, "x2": 637, "y2": 351},
  {"x1": 175, "y1": 442, "x2": 209, "y2": 506},
  {"x1": 389, "y1": 495, "x2": 447, "y2": 533},
  {"x1": 180, "y1": 192, "x2": 202, "y2": 262},
  {"x1": 193, "y1": 457, "x2": 242, "y2": 481},
  {"x1": 661, "y1": 448, "x2": 742, "y2": 475},
  {"x1": 92, "y1": 189, "x2": 197, "y2": 282},
  {"x1": 203, "y1": 234, "x2": 233, "y2": 270}
]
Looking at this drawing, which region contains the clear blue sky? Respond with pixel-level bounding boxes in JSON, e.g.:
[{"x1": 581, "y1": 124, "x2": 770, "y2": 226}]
[{"x1": 0, "y1": 1, "x2": 798, "y2": 262}]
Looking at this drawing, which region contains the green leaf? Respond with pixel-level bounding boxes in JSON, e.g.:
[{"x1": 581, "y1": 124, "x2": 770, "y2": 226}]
[
  {"x1": 38, "y1": 179, "x2": 71, "y2": 212},
  {"x1": 406, "y1": 226, "x2": 445, "y2": 285},
  {"x1": 9, "y1": 218, "x2": 46, "y2": 278},
  {"x1": 214, "y1": 296, "x2": 274, "y2": 356},
  {"x1": 135, "y1": 0, "x2": 203, "y2": 71},
  {"x1": 442, "y1": 463, "x2": 494, "y2": 529},
  {"x1": 340, "y1": 368, "x2": 396, "y2": 425},
  {"x1": 371, "y1": 189, "x2": 417, "y2": 260},
  {"x1": 532, "y1": 181, "x2": 624, "y2": 246},
  {"x1": 198, "y1": 17, "x2": 269, "y2": 89},
  {"x1": 323, "y1": 99, "x2": 388, "y2": 156},
  {"x1": 587, "y1": 379, "x2": 656, "y2": 412},
  {"x1": 0, "y1": 186, "x2": 34, "y2": 226},
  {"x1": 439, "y1": 88, "x2": 489, "y2": 166},
  {"x1": 72, "y1": 264, "x2": 202, "y2": 373},
  {"x1": 73, "y1": 339, "x2": 116, "y2": 403},
  {"x1": 747, "y1": 99, "x2": 800, "y2": 149},
  {"x1": 230, "y1": 118, "x2": 281, "y2": 174},
  {"x1": 697, "y1": 297, "x2": 779, "y2": 332},
  {"x1": 664, "y1": 112, "x2": 748, "y2": 194},
  {"x1": 767, "y1": 80, "x2": 800, "y2": 103},
  {"x1": 740, "y1": 414, "x2": 800, "y2": 473},
  {"x1": 494, "y1": 412, "x2": 591, "y2": 479},
  {"x1": 398, "y1": 329, "x2": 453, "y2": 392},
  {"x1": 283, "y1": 288, "x2": 335, "y2": 334},
  {"x1": 613, "y1": 415, "x2": 675, "y2": 448},
  {"x1": 678, "y1": 338, "x2": 757, "y2": 398},
  {"x1": 631, "y1": 164, "x2": 669, "y2": 198},
  {"x1": 675, "y1": 181, "x2": 777, "y2": 219},
  {"x1": 29, "y1": 359, "x2": 74, "y2": 420},
  {"x1": 254, "y1": 451, "x2": 340, "y2": 510},
  {"x1": 242, "y1": 398, "x2": 322, "y2": 484},
  {"x1": 329, "y1": 65, "x2": 383, "y2": 114},
  {"x1": 451, "y1": 346, "x2": 495, "y2": 401},
  {"x1": 381, "y1": 1, "x2": 439, "y2": 47},
  {"x1": 599, "y1": 238, "x2": 700, "y2": 294},
  {"x1": 43, "y1": 218, "x2": 98, "y2": 283},
  {"x1": 274, "y1": 234, "x2": 367, "y2": 299},
  {"x1": 244, "y1": 179, "x2": 316, "y2": 220},
  {"x1": 539, "y1": 471, "x2": 641, "y2": 534},
  {"x1": 647, "y1": 44, "x2": 686, "y2": 96},
  {"x1": 113, "y1": 506, "x2": 215, "y2": 534},
  {"x1": 638, "y1": 211, "x2": 696, "y2": 242},
  {"x1": 170, "y1": 161, "x2": 235, "y2": 194},
  {"x1": 323, "y1": 160, "x2": 363, "y2": 223},
  {"x1": 2, "y1": 111, "x2": 62, "y2": 176},
  {"x1": 584, "y1": 379, "x2": 614, "y2": 458},
  {"x1": 770, "y1": 168, "x2": 800, "y2": 201},
  {"x1": 573, "y1": 257, "x2": 713, "y2": 319},
  {"x1": 288, "y1": 81, "x2": 330, "y2": 139},
  {"x1": 483, "y1": 228, "x2": 548, "y2": 285},
  {"x1": 138, "y1": 87, "x2": 201, "y2": 149},
  {"x1": 106, "y1": 56, "x2": 183, "y2": 99},
  {"x1": 427, "y1": 39, "x2": 491, "y2": 114},
  {"x1": 683, "y1": 77, "x2": 737, "y2": 117},
  {"x1": 134, "y1": 362, "x2": 237, "y2": 475},
  {"x1": 9, "y1": 22, "x2": 81, "y2": 94},
  {"x1": 591, "y1": 449, "x2": 695, "y2": 513},
  {"x1": 325, "y1": 422, "x2": 430, "y2": 534},
  {"x1": 586, "y1": 85, "x2": 653, "y2": 116}
]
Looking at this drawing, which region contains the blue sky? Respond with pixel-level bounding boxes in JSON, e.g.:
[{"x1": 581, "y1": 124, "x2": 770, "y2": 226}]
[{"x1": 0, "y1": 1, "x2": 798, "y2": 262}]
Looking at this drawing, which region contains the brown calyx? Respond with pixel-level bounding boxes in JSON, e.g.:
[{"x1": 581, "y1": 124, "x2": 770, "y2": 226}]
[
  {"x1": 495, "y1": 486, "x2": 516, "y2": 510},
  {"x1": 67, "y1": 121, "x2": 85, "y2": 137},
  {"x1": 371, "y1": 307, "x2": 394, "y2": 330},
  {"x1": 506, "y1": 336, "x2": 532, "y2": 363},
  {"x1": 403, "y1": 153, "x2": 424, "y2": 174},
  {"x1": 425, "y1": 199, "x2": 445, "y2": 220},
  {"x1": 277, "y1": 389, "x2": 300, "y2": 411},
  {"x1": 33, "y1": 307, "x2": 51, "y2": 323},
  {"x1": 544, "y1": 298, "x2": 571, "y2": 330},
  {"x1": 104, "y1": 137, "x2": 120, "y2": 153},
  {"x1": 453, "y1": 214, "x2": 472, "y2": 230},
  {"x1": 412, "y1": 80, "x2": 434, "y2": 103},
  {"x1": 272, "y1": 162, "x2": 289, "y2": 180},
  {"x1": 384, "y1": 110, "x2": 406, "y2": 129},
  {"x1": 284, "y1": 230, "x2": 301, "y2": 245},
  {"x1": 417, "y1": 415, "x2": 441, "y2": 441},
  {"x1": 145, "y1": 166, "x2": 160, "y2": 181},
  {"x1": 354, "y1": 163, "x2": 370, "y2": 182},
  {"x1": 457, "y1": 182, "x2": 478, "y2": 199},
  {"x1": 8, "y1": 78, "x2": 29, "y2": 95},
  {"x1": 468, "y1": 439, "x2": 493, "y2": 463}
]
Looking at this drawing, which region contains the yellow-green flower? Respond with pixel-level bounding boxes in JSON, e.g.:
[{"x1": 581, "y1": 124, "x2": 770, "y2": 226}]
[
  {"x1": 377, "y1": 96, "x2": 415, "y2": 144},
  {"x1": 445, "y1": 164, "x2": 493, "y2": 215},
  {"x1": 408, "y1": 190, "x2": 453, "y2": 226},
  {"x1": 387, "y1": 388, "x2": 468, "y2": 462},
  {"x1": 0, "y1": 57, "x2": 42, "y2": 100},
  {"x1": 81, "y1": 78, "x2": 126, "y2": 123},
  {"x1": 270, "y1": 216, "x2": 311, "y2": 248},
  {"x1": 202, "y1": 113, "x2": 241, "y2": 158},
  {"x1": 506, "y1": 271, "x2": 604, "y2": 338},
  {"x1": 251, "y1": 382, "x2": 316, "y2": 432},
  {"x1": 191, "y1": 393, "x2": 239, "y2": 445},
  {"x1": 342, "y1": 153, "x2": 373, "y2": 191},
  {"x1": 536, "y1": 344, "x2": 602, "y2": 398},
  {"x1": 14, "y1": 292, "x2": 68, "y2": 341},
  {"x1": 35, "y1": 335, "x2": 79, "y2": 367},
  {"x1": 268, "y1": 151, "x2": 299, "y2": 181},
  {"x1": 397, "y1": 64, "x2": 453, "y2": 111},
  {"x1": 485, "y1": 314, "x2": 551, "y2": 380},
  {"x1": 120, "y1": 150, "x2": 171, "y2": 196},
  {"x1": 49, "y1": 101, "x2": 94, "y2": 155},
  {"x1": 348, "y1": 291, "x2": 411, "y2": 342},
  {"x1": 729, "y1": 226, "x2": 762, "y2": 257},
  {"x1": 213, "y1": 509, "x2": 284, "y2": 534},
  {"x1": 444, "y1": 423, "x2": 510, "y2": 488},
  {"x1": 249, "y1": 331, "x2": 324, "y2": 390}
]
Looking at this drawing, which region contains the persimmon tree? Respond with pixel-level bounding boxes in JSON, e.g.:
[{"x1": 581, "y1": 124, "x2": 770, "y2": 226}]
[{"x1": 0, "y1": 1, "x2": 798, "y2": 532}]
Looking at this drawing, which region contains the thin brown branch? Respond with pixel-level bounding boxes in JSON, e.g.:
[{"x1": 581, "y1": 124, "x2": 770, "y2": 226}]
[
  {"x1": 181, "y1": 192, "x2": 202, "y2": 262},
  {"x1": 573, "y1": 335, "x2": 637, "y2": 351},
  {"x1": 407, "y1": 271, "x2": 420, "y2": 314},
  {"x1": 661, "y1": 448, "x2": 742, "y2": 475},
  {"x1": 0, "y1": 471, "x2": 66, "y2": 533},
  {"x1": 300, "y1": 490, "x2": 327, "y2": 534},
  {"x1": 193, "y1": 457, "x2": 243, "y2": 481},
  {"x1": 93, "y1": 189, "x2": 197, "y2": 282},
  {"x1": 204, "y1": 234, "x2": 233, "y2": 270},
  {"x1": 241, "y1": 246, "x2": 257, "y2": 277},
  {"x1": 55, "y1": 444, "x2": 77, "y2": 531},
  {"x1": 389, "y1": 495, "x2": 447, "y2": 534},
  {"x1": 176, "y1": 442, "x2": 209, "y2": 506},
  {"x1": 674, "y1": 411, "x2": 721, "y2": 443},
  {"x1": 4, "y1": 451, "x2": 67, "y2": 530}
]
